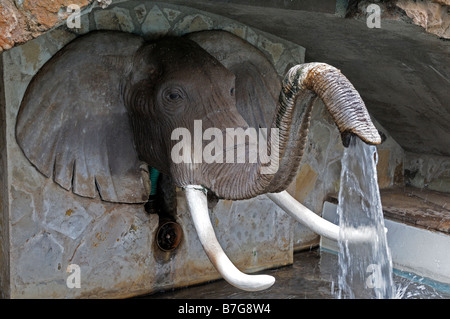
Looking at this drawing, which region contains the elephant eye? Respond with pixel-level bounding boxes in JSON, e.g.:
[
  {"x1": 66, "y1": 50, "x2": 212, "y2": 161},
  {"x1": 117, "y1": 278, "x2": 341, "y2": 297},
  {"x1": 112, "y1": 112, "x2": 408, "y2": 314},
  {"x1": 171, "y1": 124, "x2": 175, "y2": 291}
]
[
  {"x1": 230, "y1": 88, "x2": 235, "y2": 96},
  {"x1": 169, "y1": 93, "x2": 181, "y2": 100},
  {"x1": 164, "y1": 88, "x2": 184, "y2": 102}
]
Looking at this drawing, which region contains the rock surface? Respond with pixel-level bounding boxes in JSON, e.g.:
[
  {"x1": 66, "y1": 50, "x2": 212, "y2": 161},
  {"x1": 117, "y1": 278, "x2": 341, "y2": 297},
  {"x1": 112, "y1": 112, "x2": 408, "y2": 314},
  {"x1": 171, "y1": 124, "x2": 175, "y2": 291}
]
[
  {"x1": 397, "y1": 0, "x2": 449, "y2": 39},
  {"x1": 381, "y1": 186, "x2": 450, "y2": 234},
  {"x1": 0, "y1": 0, "x2": 95, "y2": 52},
  {"x1": 2, "y1": 0, "x2": 449, "y2": 53}
]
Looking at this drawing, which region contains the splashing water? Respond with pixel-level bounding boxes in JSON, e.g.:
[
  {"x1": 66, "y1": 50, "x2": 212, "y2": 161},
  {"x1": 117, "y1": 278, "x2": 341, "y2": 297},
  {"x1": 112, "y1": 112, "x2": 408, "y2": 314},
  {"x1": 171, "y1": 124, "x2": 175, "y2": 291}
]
[{"x1": 336, "y1": 136, "x2": 395, "y2": 299}]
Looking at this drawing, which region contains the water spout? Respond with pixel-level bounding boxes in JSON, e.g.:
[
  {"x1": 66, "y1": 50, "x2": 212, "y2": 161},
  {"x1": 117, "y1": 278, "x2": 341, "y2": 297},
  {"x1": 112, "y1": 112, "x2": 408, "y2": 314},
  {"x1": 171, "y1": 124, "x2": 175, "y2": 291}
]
[{"x1": 336, "y1": 136, "x2": 395, "y2": 299}]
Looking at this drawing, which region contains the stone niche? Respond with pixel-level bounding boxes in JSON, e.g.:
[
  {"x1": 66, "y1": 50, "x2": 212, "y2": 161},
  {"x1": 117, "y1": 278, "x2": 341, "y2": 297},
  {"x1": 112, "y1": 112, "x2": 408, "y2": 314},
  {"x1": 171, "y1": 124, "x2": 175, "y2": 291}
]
[{"x1": 0, "y1": 1, "x2": 403, "y2": 298}]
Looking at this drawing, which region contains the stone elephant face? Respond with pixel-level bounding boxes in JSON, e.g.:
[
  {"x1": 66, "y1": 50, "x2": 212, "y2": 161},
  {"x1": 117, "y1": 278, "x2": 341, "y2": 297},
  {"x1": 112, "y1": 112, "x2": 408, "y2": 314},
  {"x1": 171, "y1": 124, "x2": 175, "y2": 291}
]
[
  {"x1": 121, "y1": 33, "x2": 275, "y2": 200},
  {"x1": 16, "y1": 30, "x2": 381, "y2": 291}
]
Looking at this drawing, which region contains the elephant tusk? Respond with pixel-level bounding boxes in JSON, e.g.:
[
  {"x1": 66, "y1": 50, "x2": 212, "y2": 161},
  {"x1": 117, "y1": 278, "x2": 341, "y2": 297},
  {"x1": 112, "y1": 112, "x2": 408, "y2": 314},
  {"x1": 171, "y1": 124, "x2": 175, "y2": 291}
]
[
  {"x1": 184, "y1": 185, "x2": 275, "y2": 291},
  {"x1": 267, "y1": 191, "x2": 387, "y2": 242},
  {"x1": 267, "y1": 191, "x2": 340, "y2": 241}
]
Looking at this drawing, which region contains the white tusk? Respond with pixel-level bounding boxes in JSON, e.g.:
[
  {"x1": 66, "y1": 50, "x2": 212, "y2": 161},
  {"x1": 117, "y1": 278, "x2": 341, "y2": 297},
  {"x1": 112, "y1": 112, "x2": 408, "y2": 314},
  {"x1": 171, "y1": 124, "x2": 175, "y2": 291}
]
[
  {"x1": 267, "y1": 191, "x2": 340, "y2": 241},
  {"x1": 184, "y1": 185, "x2": 275, "y2": 291},
  {"x1": 267, "y1": 191, "x2": 387, "y2": 242}
]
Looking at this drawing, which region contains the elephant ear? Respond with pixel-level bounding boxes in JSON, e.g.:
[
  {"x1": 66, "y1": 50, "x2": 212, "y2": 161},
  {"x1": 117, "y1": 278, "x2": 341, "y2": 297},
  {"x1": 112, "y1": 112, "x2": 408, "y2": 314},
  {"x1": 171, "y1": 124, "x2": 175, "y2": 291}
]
[
  {"x1": 186, "y1": 31, "x2": 280, "y2": 129},
  {"x1": 16, "y1": 31, "x2": 150, "y2": 204}
]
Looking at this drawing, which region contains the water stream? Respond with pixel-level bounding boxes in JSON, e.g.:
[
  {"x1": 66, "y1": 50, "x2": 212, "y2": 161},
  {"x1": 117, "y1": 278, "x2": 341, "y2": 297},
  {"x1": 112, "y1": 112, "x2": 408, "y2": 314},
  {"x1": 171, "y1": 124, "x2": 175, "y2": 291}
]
[{"x1": 336, "y1": 135, "x2": 395, "y2": 299}]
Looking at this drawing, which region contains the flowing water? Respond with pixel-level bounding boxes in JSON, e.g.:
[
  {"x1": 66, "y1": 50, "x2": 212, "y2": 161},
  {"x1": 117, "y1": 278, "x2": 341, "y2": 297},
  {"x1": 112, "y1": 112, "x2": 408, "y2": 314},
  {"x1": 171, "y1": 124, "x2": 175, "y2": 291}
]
[{"x1": 336, "y1": 135, "x2": 395, "y2": 299}]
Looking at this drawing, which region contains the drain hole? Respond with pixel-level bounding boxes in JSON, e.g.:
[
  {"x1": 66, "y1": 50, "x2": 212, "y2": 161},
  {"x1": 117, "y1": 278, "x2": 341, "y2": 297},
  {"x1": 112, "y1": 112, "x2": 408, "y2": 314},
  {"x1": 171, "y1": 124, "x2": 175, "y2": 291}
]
[{"x1": 156, "y1": 221, "x2": 183, "y2": 252}]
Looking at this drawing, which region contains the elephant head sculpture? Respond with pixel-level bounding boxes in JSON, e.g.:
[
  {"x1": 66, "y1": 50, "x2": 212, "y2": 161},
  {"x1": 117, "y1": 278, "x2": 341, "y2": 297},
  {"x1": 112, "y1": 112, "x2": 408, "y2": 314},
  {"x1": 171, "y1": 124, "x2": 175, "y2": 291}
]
[{"x1": 16, "y1": 30, "x2": 381, "y2": 292}]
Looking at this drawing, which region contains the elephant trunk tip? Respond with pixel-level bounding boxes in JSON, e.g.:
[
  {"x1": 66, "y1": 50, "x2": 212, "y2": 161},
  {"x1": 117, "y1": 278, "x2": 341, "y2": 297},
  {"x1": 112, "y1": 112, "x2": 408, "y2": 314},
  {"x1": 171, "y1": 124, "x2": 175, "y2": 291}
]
[
  {"x1": 341, "y1": 128, "x2": 384, "y2": 148},
  {"x1": 286, "y1": 62, "x2": 383, "y2": 148},
  {"x1": 341, "y1": 131, "x2": 356, "y2": 148}
]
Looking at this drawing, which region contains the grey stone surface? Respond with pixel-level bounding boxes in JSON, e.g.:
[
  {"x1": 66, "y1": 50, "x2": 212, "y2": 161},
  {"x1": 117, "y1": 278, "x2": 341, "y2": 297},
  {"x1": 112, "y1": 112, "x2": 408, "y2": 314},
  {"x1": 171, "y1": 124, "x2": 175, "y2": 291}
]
[
  {"x1": 141, "y1": 5, "x2": 171, "y2": 37},
  {"x1": 404, "y1": 152, "x2": 450, "y2": 193},
  {"x1": 133, "y1": 4, "x2": 147, "y2": 24},
  {"x1": 172, "y1": 13, "x2": 215, "y2": 34},
  {"x1": 0, "y1": 54, "x2": 9, "y2": 299},
  {"x1": 94, "y1": 6, "x2": 136, "y2": 32}
]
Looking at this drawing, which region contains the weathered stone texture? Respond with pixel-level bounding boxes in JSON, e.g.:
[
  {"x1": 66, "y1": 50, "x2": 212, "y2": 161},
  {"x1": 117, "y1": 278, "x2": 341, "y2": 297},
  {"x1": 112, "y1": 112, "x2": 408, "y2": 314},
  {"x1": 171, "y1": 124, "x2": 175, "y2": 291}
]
[
  {"x1": 381, "y1": 186, "x2": 450, "y2": 234},
  {"x1": 348, "y1": 0, "x2": 449, "y2": 39},
  {"x1": 0, "y1": 53, "x2": 10, "y2": 298},
  {"x1": 94, "y1": 6, "x2": 135, "y2": 32},
  {"x1": 0, "y1": 0, "x2": 93, "y2": 52},
  {"x1": 404, "y1": 151, "x2": 450, "y2": 193},
  {"x1": 433, "y1": 0, "x2": 450, "y2": 5},
  {"x1": 141, "y1": 5, "x2": 171, "y2": 37},
  {"x1": 397, "y1": 0, "x2": 450, "y2": 39}
]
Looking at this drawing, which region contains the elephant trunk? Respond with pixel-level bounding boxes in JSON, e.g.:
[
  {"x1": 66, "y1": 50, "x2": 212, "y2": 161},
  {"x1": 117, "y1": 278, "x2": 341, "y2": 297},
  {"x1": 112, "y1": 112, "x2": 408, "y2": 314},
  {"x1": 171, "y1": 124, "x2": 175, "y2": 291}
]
[
  {"x1": 294, "y1": 63, "x2": 381, "y2": 146},
  {"x1": 236, "y1": 62, "x2": 382, "y2": 198}
]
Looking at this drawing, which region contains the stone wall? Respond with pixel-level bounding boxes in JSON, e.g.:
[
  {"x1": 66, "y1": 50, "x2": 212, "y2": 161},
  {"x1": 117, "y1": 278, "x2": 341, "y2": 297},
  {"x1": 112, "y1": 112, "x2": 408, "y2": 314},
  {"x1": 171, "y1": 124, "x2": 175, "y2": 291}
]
[
  {"x1": 347, "y1": 0, "x2": 449, "y2": 39},
  {"x1": 0, "y1": 0, "x2": 92, "y2": 52},
  {"x1": 397, "y1": 0, "x2": 449, "y2": 39},
  {"x1": 0, "y1": 54, "x2": 10, "y2": 299},
  {"x1": 2, "y1": 0, "x2": 448, "y2": 54},
  {"x1": 405, "y1": 152, "x2": 450, "y2": 193}
]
